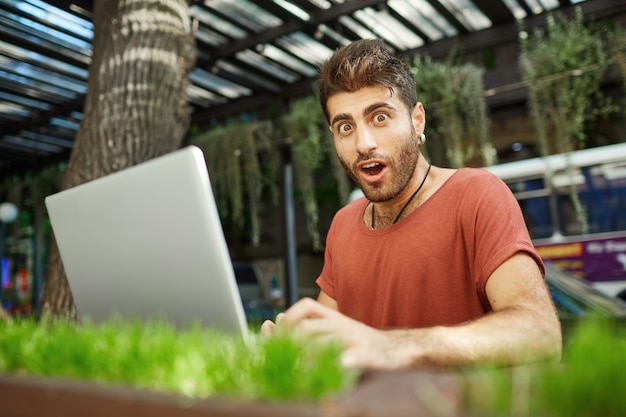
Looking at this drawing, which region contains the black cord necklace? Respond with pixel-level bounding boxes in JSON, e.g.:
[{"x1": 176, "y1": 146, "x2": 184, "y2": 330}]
[{"x1": 371, "y1": 162, "x2": 432, "y2": 230}]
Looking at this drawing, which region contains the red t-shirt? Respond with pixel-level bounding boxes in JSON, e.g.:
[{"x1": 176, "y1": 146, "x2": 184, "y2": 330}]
[{"x1": 316, "y1": 168, "x2": 544, "y2": 329}]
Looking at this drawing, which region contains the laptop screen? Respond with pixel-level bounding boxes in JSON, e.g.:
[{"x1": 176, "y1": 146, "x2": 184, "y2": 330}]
[{"x1": 45, "y1": 146, "x2": 249, "y2": 338}]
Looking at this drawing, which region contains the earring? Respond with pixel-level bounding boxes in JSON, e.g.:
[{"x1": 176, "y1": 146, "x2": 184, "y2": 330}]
[{"x1": 418, "y1": 133, "x2": 426, "y2": 145}]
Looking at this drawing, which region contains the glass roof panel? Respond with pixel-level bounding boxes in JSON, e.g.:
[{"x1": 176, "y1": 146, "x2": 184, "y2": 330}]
[
  {"x1": 43, "y1": 122, "x2": 78, "y2": 137},
  {"x1": 0, "y1": 91, "x2": 51, "y2": 110},
  {"x1": 0, "y1": 69, "x2": 78, "y2": 101},
  {"x1": 49, "y1": 116, "x2": 79, "y2": 131},
  {"x1": 235, "y1": 49, "x2": 300, "y2": 83},
  {"x1": 308, "y1": 0, "x2": 332, "y2": 9},
  {"x1": 338, "y1": 15, "x2": 378, "y2": 40},
  {"x1": 439, "y1": 0, "x2": 492, "y2": 31},
  {"x1": 188, "y1": 84, "x2": 229, "y2": 107},
  {"x1": 215, "y1": 58, "x2": 283, "y2": 91},
  {"x1": 0, "y1": 0, "x2": 600, "y2": 177},
  {"x1": 353, "y1": 7, "x2": 423, "y2": 50},
  {"x1": 195, "y1": 27, "x2": 228, "y2": 47},
  {"x1": 260, "y1": 43, "x2": 318, "y2": 77},
  {"x1": 205, "y1": 0, "x2": 282, "y2": 33},
  {"x1": 3, "y1": 135, "x2": 61, "y2": 153},
  {"x1": 0, "y1": 40, "x2": 89, "y2": 79},
  {"x1": 275, "y1": 32, "x2": 334, "y2": 66},
  {"x1": 1, "y1": 9, "x2": 91, "y2": 52},
  {"x1": 523, "y1": 0, "x2": 559, "y2": 14},
  {"x1": 389, "y1": 0, "x2": 457, "y2": 41},
  {"x1": 0, "y1": 56, "x2": 86, "y2": 94},
  {"x1": 0, "y1": 102, "x2": 30, "y2": 119},
  {"x1": 316, "y1": 23, "x2": 351, "y2": 46},
  {"x1": 190, "y1": 67, "x2": 253, "y2": 99},
  {"x1": 190, "y1": 5, "x2": 246, "y2": 41},
  {"x1": 0, "y1": 13, "x2": 91, "y2": 64},
  {"x1": 19, "y1": 130, "x2": 74, "y2": 148},
  {"x1": 69, "y1": 110, "x2": 82, "y2": 120},
  {"x1": 16, "y1": 0, "x2": 93, "y2": 39},
  {"x1": 500, "y1": 0, "x2": 527, "y2": 20},
  {"x1": 273, "y1": 0, "x2": 310, "y2": 21}
]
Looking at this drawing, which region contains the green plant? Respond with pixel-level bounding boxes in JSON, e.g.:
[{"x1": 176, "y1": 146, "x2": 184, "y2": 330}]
[
  {"x1": 284, "y1": 95, "x2": 350, "y2": 251},
  {"x1": 464, "y1": 318, "x2": 626, "y2": 417},
  {"x1": 193, "y1": 120, "x2": 279, "y2": 246},
  {"x1": 193, "y1": 96, "x2": 350, "y2": 251},
  {"x1": 519, "y1": 8, "x2": 613, "y2": 156},
  {"x1": 607, "y1": 22, "x2": 626, "y2": 105},
  {"x1": 0, "y1": 316, "x2": 357, "y2": 401},
  {"x1": 519, "y1": 9, "x2": 616, "y2": 234},
  {"x1": 411, "y1": 54, "x2": 494, "y2": 168}
]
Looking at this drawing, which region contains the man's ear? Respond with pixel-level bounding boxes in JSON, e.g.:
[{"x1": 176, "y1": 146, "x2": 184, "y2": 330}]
[{"x1": 412, "y1": 102, "x2": 426, "y2": 132}]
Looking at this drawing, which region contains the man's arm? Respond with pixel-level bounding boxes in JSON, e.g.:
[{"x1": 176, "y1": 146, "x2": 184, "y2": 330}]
[{"x1": 268, "y1": 252, "x2": 562, "y2": 369}]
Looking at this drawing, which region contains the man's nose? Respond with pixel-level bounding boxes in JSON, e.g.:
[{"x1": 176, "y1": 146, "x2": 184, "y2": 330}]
[{"x1": 355, "y1": 127, "x2": 377, "y2": 154}]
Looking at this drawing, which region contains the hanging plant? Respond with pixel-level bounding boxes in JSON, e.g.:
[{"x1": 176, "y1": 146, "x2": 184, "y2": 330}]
[
  {"x1": 284, "y1": 95, "x2": 346, "y2": 252},
  {"x1": 607, "y1": 23, "x2": 626, "y2": 98},
  {"x1": 410, "y1": 55, "x2": 494, "y2": 168},
  {"x1": 327, "y1": 139, "x2": 351, "y2": 206},
  {"x1": 519, "y1": 8, "x2": 614, "y2": 233},
  {"x1": 192, "y1": 95, "x2": 349, "y2": 252},
  {"x1": 192, "y1": 120, "x2": 278, "y2": 246},
  {"x1": 519, "y1": 8, "x2": 612, "y2": 156}
]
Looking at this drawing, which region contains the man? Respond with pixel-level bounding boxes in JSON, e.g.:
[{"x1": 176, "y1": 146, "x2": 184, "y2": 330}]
[{"x1": 262, "y1": 39, "x2": 562, "y2": 370}]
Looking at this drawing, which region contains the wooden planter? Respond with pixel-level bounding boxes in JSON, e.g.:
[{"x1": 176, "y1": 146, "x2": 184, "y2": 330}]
[{"x1": 0, "y1": 370, "x2": 466, "y2": 417}]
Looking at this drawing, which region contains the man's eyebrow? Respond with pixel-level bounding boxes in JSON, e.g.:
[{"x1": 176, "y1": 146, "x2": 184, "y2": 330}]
[
  {"x1": 363, "y1": 102, "x2": 396, "y2": 117},
  {"x1": 330, "y1": 102, "x2": 397, "y2": 128},
  {"x1": 330, "y1": 113, "x2": 352, "y2": 128}
]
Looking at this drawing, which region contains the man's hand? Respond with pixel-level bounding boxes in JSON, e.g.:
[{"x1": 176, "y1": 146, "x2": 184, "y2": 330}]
[
  {"x1": 260, "y1": 253, "x2": 562, "y2": 370},
  {"x1": 260, "y1": 297, "x2": 414, "y2": 369}
]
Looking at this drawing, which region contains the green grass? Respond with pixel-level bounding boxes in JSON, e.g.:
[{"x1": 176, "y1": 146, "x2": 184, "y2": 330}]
[
  {"x1": 464, "y1": 318, "x2": 626, "y2": 417},
  {"x1": 0, "y1": 316, "x2": 358, "y2": 401},
  {"x1": 1, "y1": 316, "x2": 624, "y2": 415}
]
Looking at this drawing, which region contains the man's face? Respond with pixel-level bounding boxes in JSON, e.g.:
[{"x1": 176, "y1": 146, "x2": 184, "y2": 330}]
[{"x1": 327, "y1": 86, "x2": 424, "y2": 203}]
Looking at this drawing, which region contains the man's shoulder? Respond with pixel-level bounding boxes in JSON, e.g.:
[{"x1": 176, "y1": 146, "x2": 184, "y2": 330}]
[
  {"x1": 437, "y1": 168, "x2": 511, "y2": 205},
  {"x1": 450, "y1": 167, "x2": 506, "y2": 188},
  {"x1": 457, "y1": 167, "x2": 501, "y2": 179}
]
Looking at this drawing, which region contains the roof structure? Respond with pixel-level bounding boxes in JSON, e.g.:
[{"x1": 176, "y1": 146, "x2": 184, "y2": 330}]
[{"x1": 0, "y1": 0, "x2": 622, "y2": 178}]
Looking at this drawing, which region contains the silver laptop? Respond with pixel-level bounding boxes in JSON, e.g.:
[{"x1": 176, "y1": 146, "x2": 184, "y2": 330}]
[{"x1": 45, "y1": 146, "x2": 249, "y2": 339}]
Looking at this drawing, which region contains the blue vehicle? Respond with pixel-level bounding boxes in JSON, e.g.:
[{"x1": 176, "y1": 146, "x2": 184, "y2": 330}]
[{"x1": 485, "y1": 143, "x2": 626, "y2": 300}]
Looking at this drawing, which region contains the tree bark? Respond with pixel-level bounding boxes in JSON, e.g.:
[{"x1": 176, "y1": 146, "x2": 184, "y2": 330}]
[{"x1": 41, "y1": 0, "x2": 196, "y2": 317}]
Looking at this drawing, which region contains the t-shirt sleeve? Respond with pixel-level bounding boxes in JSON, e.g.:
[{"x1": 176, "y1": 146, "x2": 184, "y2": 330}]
[
  {"x1": 467, "y1": 171, "x2": 545, "y2": 309},
  {"x1": 316, "y1": 232, "x2": 336, "y2": 299},
  {"x1": 316, "y1": 198, "x2": 369, "y2": 300}
]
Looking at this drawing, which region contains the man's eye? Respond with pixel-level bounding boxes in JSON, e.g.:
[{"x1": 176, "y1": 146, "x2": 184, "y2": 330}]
[
  {"x1": 373, "y1": 113, "x2": 388, "y2": 123},
  {"x1": 338, "y1": 123, "x2": 352, "y2": 134}
]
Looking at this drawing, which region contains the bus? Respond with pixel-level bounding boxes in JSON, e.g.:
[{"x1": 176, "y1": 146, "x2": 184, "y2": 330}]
[{"x1": 484, "y1": 142, "x2": 626, "y2": 300}]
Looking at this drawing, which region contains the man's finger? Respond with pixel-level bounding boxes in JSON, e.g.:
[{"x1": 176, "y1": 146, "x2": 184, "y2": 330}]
[
  {"x1": 278, "y1": 298, "x2": 335, "y2": 328},
  {"x1": 275, "y1": 312, "x2": 286, "y2": 324},
  {"x1": 260, "y1": 319, "x2": 275, "y2": 337}
]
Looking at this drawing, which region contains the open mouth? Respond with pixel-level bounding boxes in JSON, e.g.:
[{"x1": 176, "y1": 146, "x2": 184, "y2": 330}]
[
  {"x1": 362, "y1": 162, "x2": 384, "y2": 176},
  {"x1": 359, "y1": 161, "x2": 387, "y2": 182}
]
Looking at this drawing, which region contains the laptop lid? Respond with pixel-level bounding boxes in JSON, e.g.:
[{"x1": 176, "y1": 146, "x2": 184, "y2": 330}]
[{"x1": 45, "y1": 146, "x2": 249, "y2": 338}]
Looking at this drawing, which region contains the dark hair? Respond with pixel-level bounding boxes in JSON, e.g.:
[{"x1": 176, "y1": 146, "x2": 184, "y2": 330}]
[{"x1": 317, "y1": 39, "x2": 417, "y2": 123}]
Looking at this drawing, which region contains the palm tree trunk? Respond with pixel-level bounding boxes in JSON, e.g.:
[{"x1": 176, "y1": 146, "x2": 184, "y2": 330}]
[{"x1": 41, "y1": 0, "x2": 196, "y2": 317}]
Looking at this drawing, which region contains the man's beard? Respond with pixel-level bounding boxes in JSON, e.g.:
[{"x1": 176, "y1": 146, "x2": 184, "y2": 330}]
[{"x1": 339, "y1": 128, "x2": 421, "y2": 203}]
